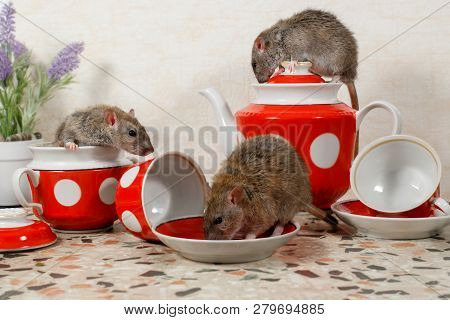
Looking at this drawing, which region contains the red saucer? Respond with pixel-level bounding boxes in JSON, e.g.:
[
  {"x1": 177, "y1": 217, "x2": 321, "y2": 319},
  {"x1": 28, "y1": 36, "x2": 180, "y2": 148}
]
[{"x1": 0, "y1": 218, "x2": 57, "y2": 252}]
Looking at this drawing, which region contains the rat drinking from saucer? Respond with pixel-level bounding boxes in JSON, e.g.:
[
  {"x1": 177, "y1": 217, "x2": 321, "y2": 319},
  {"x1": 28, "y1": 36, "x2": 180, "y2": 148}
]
[
  {"x1": 251, "y1": 9, "x2": 359, "y2": 111},
  {"x1": 55, "y1": 105, "x2": 154, "y2": 156},
  {"x1": 204, "y1": 134, "x2": 355, "y2": 240}
]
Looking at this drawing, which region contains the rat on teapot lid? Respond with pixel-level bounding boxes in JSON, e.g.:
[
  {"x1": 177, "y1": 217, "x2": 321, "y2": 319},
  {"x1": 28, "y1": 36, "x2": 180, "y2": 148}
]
[{"x1": 268, "y1": 61, "x2": 325, "y2": 84}]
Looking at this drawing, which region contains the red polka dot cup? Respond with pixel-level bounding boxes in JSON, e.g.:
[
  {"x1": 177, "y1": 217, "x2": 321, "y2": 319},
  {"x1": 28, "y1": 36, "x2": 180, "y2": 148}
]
[
  {"x1": 115, "y1": 152, "x2": 209, "y2": 241},
  {"x1": 12, "y1": 144, "x2": 132, "y2": 232}
]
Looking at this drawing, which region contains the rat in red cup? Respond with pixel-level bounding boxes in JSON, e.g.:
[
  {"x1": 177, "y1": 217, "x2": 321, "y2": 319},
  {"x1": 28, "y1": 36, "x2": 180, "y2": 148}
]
[
  {"x1": 251, "y1": 9, "x2": 359, "y2": 111},
  {"x1": 204, "y1": 134, "x2": 355, "y2": 240},
  {"x1": 55, "y1": 105, "x2": 154, "y2": 156}
]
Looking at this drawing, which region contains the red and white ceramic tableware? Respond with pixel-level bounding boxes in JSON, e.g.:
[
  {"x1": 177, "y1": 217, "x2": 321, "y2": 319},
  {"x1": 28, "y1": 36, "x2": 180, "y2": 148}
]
[
  {"x1": 115, "y1": 151, "x2": 301, "y2": 263},
  {"x1": 200, "y1": 61, "x2": 402, "y2": 209},
  {"x1": 350, "y1": 135, "x2": 450, "y2": 217},
  {"x1": 0, "y1": 217, "x2": 57, "y2": 252},
  {"x1": 115, "y1": 152, "x2": 209, "y2": 241},
  {"x1": 12, "y1": 144, "x2": 132, "y2": 232},
  {"x1": 331, "y1": 199, "x2": 450, "y2": 239}
]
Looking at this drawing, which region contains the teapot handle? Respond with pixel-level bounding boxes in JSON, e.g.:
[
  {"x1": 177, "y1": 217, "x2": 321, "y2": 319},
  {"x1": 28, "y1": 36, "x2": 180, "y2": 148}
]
[{"x1": 356, "y1": 101, "x2": 402, "y2": 135}]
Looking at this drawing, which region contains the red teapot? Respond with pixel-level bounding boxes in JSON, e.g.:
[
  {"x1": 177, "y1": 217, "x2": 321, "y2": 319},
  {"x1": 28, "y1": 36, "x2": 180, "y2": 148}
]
[{"x1": 200, "y1": 61, "x2": 402, "y2": 209}]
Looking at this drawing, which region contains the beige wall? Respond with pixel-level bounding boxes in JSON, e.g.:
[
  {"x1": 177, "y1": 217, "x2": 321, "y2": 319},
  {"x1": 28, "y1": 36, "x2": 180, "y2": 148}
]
[{"x1": 13, "y1": 0, "x2": 450, "y2": 195}]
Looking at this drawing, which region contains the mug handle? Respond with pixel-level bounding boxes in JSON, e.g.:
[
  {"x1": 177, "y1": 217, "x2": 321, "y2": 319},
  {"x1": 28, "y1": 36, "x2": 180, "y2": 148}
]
[
  {"x1": 356, "y1": 100, "x2": 402, "y2": 135},
  {"x1": 12, "y1": 168, "x2": 44, "y2": 220},
  {"x1": 432, "y1": 197, "x2": 450, "y2": 216}
]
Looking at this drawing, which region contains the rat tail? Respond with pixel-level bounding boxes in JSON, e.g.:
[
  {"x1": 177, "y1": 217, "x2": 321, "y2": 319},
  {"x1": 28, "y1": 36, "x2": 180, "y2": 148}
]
[
  {"x1": 346, "y1": 81, "x2": 359, "y2": 111},
  {"x1": 303, "y1": 202, "x2": 356, "y2": 235},
  {"x1": 347, "y1": 81, "x2": 359, "y2": 156}
]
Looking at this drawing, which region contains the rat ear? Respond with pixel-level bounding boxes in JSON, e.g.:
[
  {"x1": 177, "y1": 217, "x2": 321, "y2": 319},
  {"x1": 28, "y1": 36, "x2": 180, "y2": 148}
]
[
  {"x1": 228, "y1": 186, "x2": 244, "y2": 206},
  {"x1": 105, "y1": 110, "x2": 118, "y2": 129},
  {"x1": 254, "y1": 37, "x2": 265, "y2": 53},
  {"x1": 128, "y1": 109, "x2": 135, "y2": 117}
]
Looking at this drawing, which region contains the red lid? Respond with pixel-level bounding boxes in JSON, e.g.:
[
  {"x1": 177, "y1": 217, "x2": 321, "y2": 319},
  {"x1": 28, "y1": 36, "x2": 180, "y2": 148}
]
[
  {"x1": 0, "y1": 218, "x2": 57, "y2": 252},
  {"x1": 268, "y1": 61, "x2": 325, "y2": 84}
]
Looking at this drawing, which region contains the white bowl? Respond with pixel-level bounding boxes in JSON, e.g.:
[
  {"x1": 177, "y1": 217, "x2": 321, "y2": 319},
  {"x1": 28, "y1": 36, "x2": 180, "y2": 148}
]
[
  {"x1": 332, "y1": 199, "x2": 450, "y2": 240},
  {"x1": 153, "y1": 220, "x2": 299, "y2": 264}
]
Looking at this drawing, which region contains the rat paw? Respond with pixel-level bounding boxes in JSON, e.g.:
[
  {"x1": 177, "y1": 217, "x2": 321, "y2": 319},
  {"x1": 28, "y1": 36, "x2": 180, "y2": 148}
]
[
  {"x1": 331, "y1": 75, "x2": 341, "y2": 83},
  {"x1": 245, "y1": 233, "x2": 256, "y2": 240},
  {"x1": 126, "y1": 156, "x2": 138, "y2": 164},
  {"x1": 65, "y1": 142, "x2": 79, "y2": 151},
  {"x1": 271, "y1": 224, "x2": 285, "y2": 237}
]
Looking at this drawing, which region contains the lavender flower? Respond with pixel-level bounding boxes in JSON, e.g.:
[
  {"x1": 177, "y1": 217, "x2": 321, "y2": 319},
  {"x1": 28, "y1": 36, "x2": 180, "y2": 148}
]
[
  {"x1": 0, "y1": 2, "x2": 15, "y2": 46},
  {"x1": 47, "y1": 42, "x2": 84, "y2": 80},
  {"x1": 12, "y1": 40, "x2": 26, "y2": 57},
  {"x1": 0, "y1": 49, "x2": 12, "y2": 80}
]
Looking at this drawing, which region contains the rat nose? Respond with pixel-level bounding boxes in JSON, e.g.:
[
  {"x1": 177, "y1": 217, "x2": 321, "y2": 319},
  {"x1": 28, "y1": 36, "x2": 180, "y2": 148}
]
[
  {"x1": 140, "y1": 147, "x2": 154, "y2": 156},
  {"x1": 139, "y1": 141, "x2": 154, "y2": 156}
]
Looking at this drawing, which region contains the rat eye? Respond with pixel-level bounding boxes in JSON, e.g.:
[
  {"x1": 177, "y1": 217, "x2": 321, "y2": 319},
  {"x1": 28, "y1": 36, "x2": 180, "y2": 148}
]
[
  {"x1": 128, "y1": 129, "x2": 137, "y2": 137},
  {"x1": 251, "y1": 61, "x2": 256, "y2": 69},
  {"x1": 214, "y1": 217, "x2": 223, "y2": 225}
]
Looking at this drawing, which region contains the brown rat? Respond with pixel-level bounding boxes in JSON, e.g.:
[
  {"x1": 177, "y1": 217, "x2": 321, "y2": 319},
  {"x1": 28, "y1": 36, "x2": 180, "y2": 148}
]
[
  {"x1": 204, "y1": 134, "x2": 355, "y2": 240},
  {"x1": 251, "y1": 9, "x2": 359, "y2": 111},
  {"x1": 55, "y1": 105, "x2": 154, "y2": 156}
]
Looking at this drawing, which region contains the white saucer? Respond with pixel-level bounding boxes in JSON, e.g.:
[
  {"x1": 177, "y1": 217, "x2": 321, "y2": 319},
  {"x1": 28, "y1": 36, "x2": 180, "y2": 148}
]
[
  {"x1": 153, "y1": 218, "x2": 300, "y2": 264},
  {"x1": 331, "y1": 199, "x2": 450, "y2": 240}
]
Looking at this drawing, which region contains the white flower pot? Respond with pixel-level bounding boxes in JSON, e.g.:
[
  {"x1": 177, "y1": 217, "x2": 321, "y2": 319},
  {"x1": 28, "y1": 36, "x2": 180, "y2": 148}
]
[{"x1": 0, "y1": 139, "x2": 43, "y2": 206}]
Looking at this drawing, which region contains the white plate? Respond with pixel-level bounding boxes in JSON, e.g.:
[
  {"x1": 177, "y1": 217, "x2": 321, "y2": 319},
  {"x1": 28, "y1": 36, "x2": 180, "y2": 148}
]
[
  {"x1": 331, "y1": 199, "x2": 450, "y2": 240},
  {"x1": 153, "y1": 220, "x2": 300, "y2": 264}
]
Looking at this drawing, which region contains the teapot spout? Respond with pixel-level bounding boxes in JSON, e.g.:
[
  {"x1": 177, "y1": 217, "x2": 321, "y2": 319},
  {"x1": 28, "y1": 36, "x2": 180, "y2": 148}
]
[{"x1": 199, "y1": 87, "x2": 242, "y2": 157}]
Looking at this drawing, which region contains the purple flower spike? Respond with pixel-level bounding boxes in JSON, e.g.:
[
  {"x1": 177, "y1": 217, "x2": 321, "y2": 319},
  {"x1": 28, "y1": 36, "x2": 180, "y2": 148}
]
[
  {"x1": 12, "y1": 40, "x2": 27, "y2": 57},
  {"x1": 0, "y1": 49, "x2": 12, "y2": 80},
  {"x1": 48, "y1": 42, "x2": 84, "y2": 80},
  {"x1": 0, "y1": 2, "x2": 15, "y2": 45}
]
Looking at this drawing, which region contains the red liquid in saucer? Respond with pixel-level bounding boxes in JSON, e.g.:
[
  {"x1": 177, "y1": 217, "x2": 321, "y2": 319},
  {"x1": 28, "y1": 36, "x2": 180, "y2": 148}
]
[
  {"x1": 155, "y1": 217, "x2": 296, "y2": 240},
  {"x1": 341, "y1": 201, "x2": 434, "y2": 218}
]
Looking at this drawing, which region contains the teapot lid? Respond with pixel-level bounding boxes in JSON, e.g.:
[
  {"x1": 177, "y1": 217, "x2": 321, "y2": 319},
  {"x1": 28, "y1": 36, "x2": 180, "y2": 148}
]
[
  {"x1": 251, "y1": 60, "x2": 342, "y2": 105},
  {"x1": 268, "y1": 61, "x2": 325, "y2": 84}
]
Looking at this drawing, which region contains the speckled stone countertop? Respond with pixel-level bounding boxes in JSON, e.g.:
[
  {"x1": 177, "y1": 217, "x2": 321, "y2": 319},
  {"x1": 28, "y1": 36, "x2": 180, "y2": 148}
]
[{"x1": 1, "y1": 210, "x2": 449, "y2": 300}]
